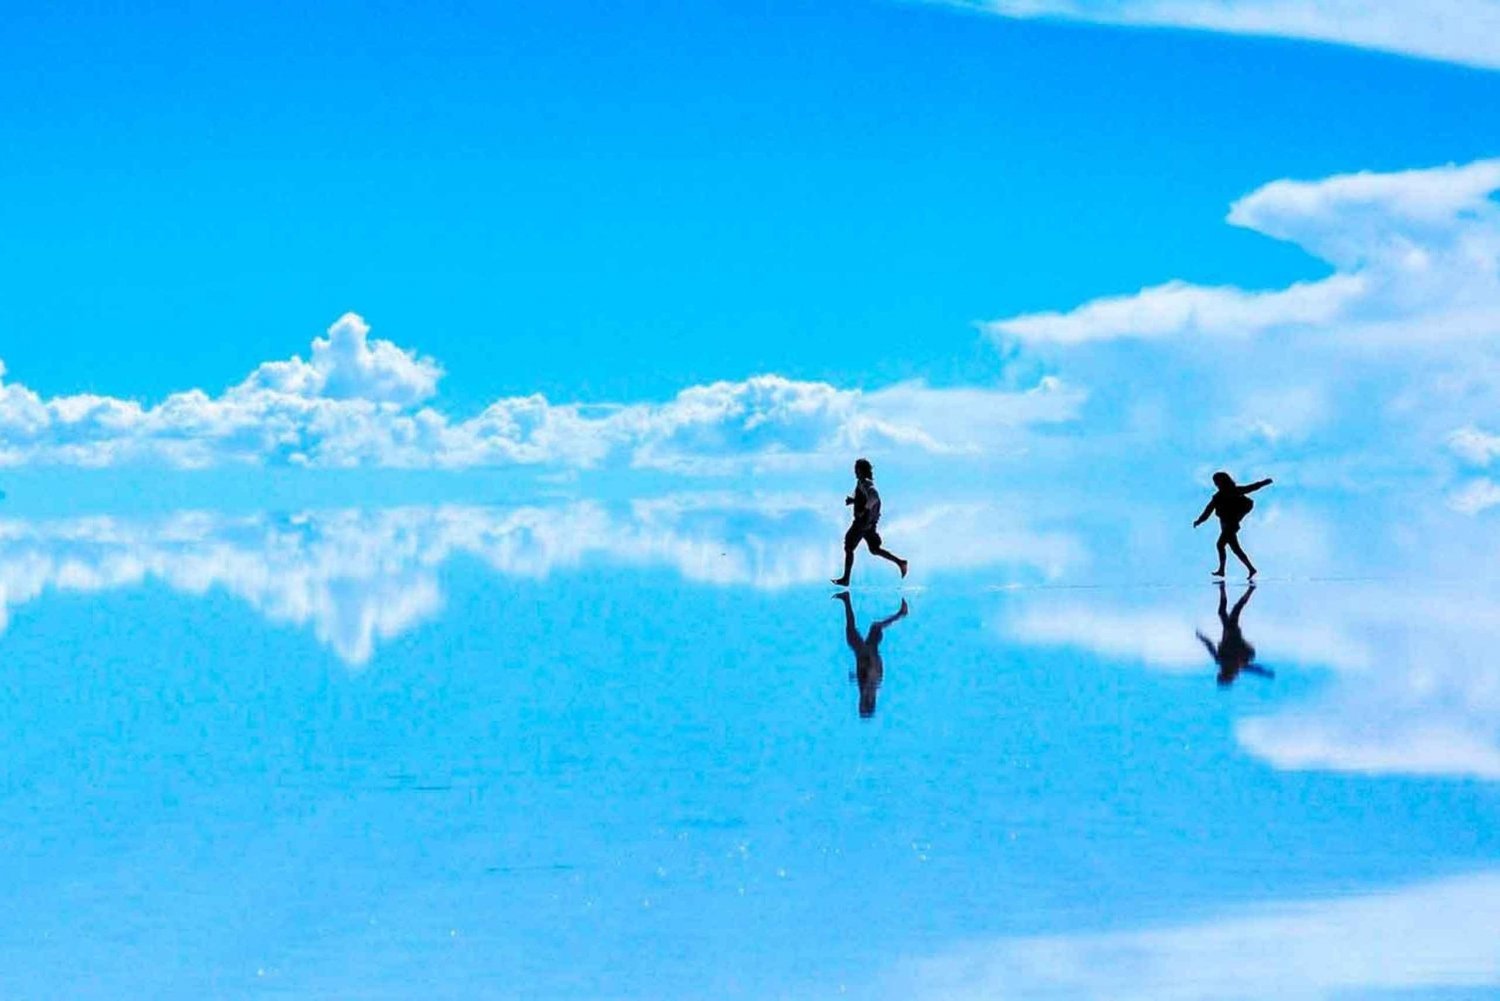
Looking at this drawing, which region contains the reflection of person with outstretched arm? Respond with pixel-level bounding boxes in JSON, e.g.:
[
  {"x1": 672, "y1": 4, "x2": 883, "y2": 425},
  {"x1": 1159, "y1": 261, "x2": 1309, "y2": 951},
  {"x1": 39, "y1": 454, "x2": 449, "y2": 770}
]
[
  {"x1": 1196, "y1": 581, "x2": 1273, "y2": 687},
  {"x1": 834, "y1": 591, "x2": 908, "y2": 717}
]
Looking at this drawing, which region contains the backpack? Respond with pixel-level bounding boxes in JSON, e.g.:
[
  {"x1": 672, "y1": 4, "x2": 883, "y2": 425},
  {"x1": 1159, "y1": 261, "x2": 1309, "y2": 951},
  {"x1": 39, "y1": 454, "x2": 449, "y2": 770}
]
[
  {"x1": 1224, "y1": 491, "x2": 1253, "y2": 521},
  {"x1": 858, "y1": 479, "x2": 882, "y2": 525}
]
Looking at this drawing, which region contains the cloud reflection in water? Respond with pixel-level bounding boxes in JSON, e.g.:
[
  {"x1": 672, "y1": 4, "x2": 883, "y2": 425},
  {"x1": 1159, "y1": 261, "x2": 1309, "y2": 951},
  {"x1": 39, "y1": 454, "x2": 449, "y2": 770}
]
[{"x1": 0, "y1": 496, "x2": 1079, "y2": 665}]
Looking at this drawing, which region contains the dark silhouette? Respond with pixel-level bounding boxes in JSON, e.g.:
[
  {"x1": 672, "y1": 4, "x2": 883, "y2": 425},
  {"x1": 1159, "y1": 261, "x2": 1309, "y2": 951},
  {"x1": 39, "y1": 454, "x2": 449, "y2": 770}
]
[
  {"x1": 834, "y1": 591, "x2": 908, "y2": 717},
  {"x1": 1196, "y1": 582, "x2": 1273, "y2": 687},
  {"x1": 832, "y1": 458, "x2": 907, "y2": 586},
  {"x1": 1193, "y1": 471, "x2": 1273, "y2": 578}
]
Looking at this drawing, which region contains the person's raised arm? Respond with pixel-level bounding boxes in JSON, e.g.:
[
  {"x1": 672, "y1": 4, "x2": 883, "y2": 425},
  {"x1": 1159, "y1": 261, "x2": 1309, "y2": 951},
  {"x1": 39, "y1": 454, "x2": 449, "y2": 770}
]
[
  {"x1": 1193, "y1": 498, "x2": 1215, "y2": 527},
  {"x1": 1196, "y1": 630, "x2": 1219, "y2": 660},
  {"x1": 1242, "y1": 478, "x2": 1274, "y2": 494}
]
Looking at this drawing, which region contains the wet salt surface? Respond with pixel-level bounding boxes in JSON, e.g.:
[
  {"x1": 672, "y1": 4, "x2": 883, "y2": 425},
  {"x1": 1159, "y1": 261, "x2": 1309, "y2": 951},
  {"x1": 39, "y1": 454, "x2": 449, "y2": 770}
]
[{"x1": 0, "y1": 505, "x2": 1496, "y2": 999}]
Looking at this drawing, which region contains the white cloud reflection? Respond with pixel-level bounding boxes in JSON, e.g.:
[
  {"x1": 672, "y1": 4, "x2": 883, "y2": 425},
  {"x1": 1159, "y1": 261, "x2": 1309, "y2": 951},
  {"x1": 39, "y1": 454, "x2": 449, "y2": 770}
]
[
  {"x1": 1006, "y1": 580, "x2": 1500, "y2": 780},
  {"x1": 0, "y1": 497, "x2": 1081, "y2": 666},
  {"x1": 898, "y1": 868, "x2": 1500, "y2": 1000}
]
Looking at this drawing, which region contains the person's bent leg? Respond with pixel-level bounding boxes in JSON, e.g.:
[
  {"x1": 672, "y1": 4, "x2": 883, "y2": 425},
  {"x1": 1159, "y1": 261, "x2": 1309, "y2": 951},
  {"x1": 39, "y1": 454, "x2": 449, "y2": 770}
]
[
  {"x1": 1227, "y1": 533, "x2": 1257, "y2": 577},
  {"x1": 1214, "y1": 533, "x2": 1228, "y2": 576},
  {"x1": 870, "y1": 548, "x2": 908, "y2": 578},
  {"x1": 867, "y1": 531, "x2": 908, "y2": 578}
]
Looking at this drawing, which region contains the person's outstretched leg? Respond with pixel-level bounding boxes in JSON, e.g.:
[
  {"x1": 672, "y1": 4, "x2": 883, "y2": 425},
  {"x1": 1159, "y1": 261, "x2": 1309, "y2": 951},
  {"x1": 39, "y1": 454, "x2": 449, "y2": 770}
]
[
  {"x1": 1213, "y1": 532, "x2": 1228, "y2": 577},
  {"x1": 1229, "y1": 582, "x2": 1255, "y2": 624},
  {"x1": 869, "y1": 543, "x2": 908, "y2": 578},
  {"x1": 1227, "y1": 533, "x2": 1257, "y2": 578}
]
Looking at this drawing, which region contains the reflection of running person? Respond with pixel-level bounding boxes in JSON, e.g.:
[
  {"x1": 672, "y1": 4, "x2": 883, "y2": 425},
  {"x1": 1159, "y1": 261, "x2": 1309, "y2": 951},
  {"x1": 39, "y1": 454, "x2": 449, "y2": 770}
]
[
  {"x1": 834, "y1": 591, "x2": 908, "y2": 717},
  {"x1": 831, "y1": 458, "x2": 907, "y2": 586},
  {"x1": 1193, "y1": 471, "x2": 1273, "y2": 579},
  {"x1": 1196, "y1": 582, "x2": 1273, "y2": 687}
]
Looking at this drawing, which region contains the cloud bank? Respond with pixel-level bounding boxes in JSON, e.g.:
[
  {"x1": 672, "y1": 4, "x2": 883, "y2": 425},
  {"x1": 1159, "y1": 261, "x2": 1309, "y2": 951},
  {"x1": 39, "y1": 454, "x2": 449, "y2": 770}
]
[
  {"x1": 944, "y1": 0, "x2": 1500, "y2": 70},
  {"x1": 985, "y1": 158, "x2": 1500, "y2": 502},
  {"x1": 990, "y1": 159, "x2": 1500, "y2": 348},
  {"x1": 5, "y1": 159, "x2": 1499, "y2": 529},
  {"x1": 0, "y1": 312, "x2": 1079, "y2": 472}
]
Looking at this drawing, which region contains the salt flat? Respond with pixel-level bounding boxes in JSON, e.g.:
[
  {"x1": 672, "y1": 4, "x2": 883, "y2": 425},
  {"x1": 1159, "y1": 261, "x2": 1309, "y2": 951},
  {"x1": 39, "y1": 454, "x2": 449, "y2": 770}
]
[{"x1": 0, "y1": 501, "x2": 1495, "y2": 999}]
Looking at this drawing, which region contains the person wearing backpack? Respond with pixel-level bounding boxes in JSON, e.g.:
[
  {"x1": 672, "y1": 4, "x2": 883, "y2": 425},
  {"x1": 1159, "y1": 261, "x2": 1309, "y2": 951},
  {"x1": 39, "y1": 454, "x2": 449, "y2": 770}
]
[
  {"x1": 1194, "y1": 471, "x2": 1273, "y2": 579},
  {"x1": 831, "y1": 458, "x2": 908, "y2": 586}
]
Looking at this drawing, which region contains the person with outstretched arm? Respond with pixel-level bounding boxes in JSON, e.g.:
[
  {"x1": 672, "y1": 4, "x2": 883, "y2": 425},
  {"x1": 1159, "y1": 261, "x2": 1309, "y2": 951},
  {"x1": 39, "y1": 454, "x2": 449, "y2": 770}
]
[
  {"x1": 832, "y1": 458, "x2": 908, "y2": 586},
  {"x1": 1194, "y1": 471, "x2": 1273, "y2": 579}
]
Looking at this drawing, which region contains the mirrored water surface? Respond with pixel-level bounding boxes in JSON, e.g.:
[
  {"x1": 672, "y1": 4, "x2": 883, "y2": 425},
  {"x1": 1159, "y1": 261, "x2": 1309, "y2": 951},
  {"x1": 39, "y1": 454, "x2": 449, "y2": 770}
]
[{"x1": 0, "y1": 500, "x2": 1496, "y2": 999}]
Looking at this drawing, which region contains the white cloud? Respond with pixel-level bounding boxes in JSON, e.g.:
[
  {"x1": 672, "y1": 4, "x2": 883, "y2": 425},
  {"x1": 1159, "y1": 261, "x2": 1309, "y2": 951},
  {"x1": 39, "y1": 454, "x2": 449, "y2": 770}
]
[
  {"x1": 987, "y1": 159, "x2": 1500, "y2": 346},
  {"x1": 897, "y1": 869, "x2": 1500, "y2": 999},
  {"x1": 0, "y1": 317, "x2": 1080, "y2": 471},
  {"x1": 943, "y1": 0, "x2": 1500, "y2": 70},
  {"x1": 236, "y1": 312, "x2": 443, "y2": 406},
  {"x1": 990, "y1": 275, "x2": 1364, "y2": 345},
  {"x1": 981, "y1": 158, "x2": 1500, "y2": 503}
]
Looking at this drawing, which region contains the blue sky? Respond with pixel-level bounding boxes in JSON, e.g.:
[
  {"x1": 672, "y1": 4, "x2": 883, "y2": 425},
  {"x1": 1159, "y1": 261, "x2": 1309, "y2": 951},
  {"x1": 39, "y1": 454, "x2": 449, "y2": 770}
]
[
  {"x1": 3, "y1": 0, "x2": 1500, "y2": 528},
  {"x1": 3, "y1": 0, "x2": 1497, "y2": 405}
]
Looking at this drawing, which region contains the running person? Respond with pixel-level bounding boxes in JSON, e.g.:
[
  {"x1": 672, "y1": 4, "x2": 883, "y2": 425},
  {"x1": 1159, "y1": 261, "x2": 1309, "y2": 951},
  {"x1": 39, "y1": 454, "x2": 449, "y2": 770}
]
[
  {"x1": 832, "y1": 458, "x2": 907, "y2": 586},
  {"x1": 1193, "y1": 471, "x2": 1273, "y2": 579}
]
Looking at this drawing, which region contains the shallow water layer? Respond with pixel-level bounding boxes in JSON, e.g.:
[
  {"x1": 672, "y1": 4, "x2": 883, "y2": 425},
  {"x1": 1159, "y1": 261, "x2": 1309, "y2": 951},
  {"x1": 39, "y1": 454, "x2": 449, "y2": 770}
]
[{"x1": 0, "y1": 505, "x2": 1496, "y2": 999}]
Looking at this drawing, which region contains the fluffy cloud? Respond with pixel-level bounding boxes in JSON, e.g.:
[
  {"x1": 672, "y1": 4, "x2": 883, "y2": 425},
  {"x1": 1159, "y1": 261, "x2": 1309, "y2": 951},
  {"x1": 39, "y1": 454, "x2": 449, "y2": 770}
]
[
  {"x1": 235, "y1": 312, "x2": 442, "y2": 405},
  {"x1": 988, "y1": 159, "x2": 1500, "y2": 346},
  {"x1": 0, "y1": 317, "x2": 1079, "y2": 471},
  {"x1": 982, "y1": 158, "x2": 1500, "y2": 500},
  {"x1": 942, "y1": 0, "x2": 1500, "y2": 70}
]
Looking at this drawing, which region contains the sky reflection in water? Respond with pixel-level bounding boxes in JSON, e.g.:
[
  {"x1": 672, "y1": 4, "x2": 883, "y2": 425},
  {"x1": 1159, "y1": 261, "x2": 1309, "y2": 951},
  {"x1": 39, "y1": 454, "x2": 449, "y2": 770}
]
[{"x1": 0, "y1": 496, "x2": 1496, "y2": 999}]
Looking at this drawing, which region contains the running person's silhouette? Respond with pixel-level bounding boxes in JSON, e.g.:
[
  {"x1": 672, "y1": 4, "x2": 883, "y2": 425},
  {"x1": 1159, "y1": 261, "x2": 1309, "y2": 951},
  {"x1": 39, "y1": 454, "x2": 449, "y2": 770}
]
[
  {"x1": 832, "y1": 458, "x2": 907, "y2": 586},
  {"x1": 1194, "y1": 471, "x2": 1273, "y2": 578},
  {"x1": 1196, "y1": 582, "x2": 1273, "y2": 687},
  {"x1": 834, "y1": 591, "x2": 908, "y2": 717}
]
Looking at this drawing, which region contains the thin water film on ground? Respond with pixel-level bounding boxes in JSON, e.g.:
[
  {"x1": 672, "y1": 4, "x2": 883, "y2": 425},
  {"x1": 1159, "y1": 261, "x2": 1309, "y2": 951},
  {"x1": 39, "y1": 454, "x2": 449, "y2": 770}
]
[{"x1": 0, "y1": 494, "x2": 1496, "y2": 999}]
